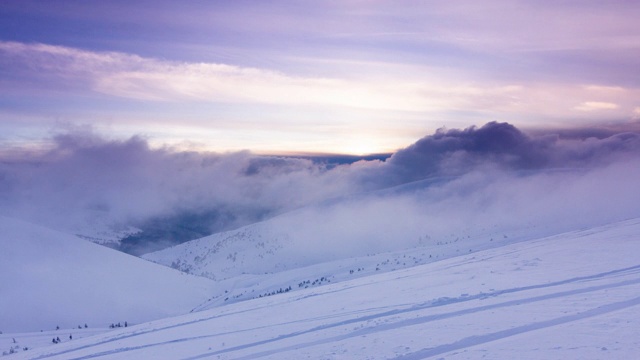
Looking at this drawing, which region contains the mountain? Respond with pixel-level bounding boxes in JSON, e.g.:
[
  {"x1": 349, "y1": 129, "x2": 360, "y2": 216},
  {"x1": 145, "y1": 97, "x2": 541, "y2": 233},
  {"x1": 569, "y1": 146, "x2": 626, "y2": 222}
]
[
  {"x1": 9, "y1": 217, "x2": 640, "y2": 359},
  {"x1": 142, "y1": 213, "x2": 534, "y2": 309},
  {"x1": 117, "y1": 206, "x2": 272, "y2": 256},
  {"x1": 0, "y1": 216, "x2": 217, "y2": 333},
  {"x1": 72, "y1": 222, "x2": 140, "y2": 249},
  {"x1": 142, "y1": 173, "x2": 610, "y2": 308}
]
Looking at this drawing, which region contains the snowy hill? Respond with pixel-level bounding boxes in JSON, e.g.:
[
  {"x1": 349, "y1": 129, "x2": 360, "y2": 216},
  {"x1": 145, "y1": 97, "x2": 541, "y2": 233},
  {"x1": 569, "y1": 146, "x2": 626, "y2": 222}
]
[
  {"x1": 72, "y1": 222, "x2": 140, "y2": 248},
  {"x1": 143, "y1": 213, "x2": 544, "y2": 309},
  {"x1": 0, "y1": 216, "x2": 217, "y2": 333},
  {"x1": 143, "y1": 165, "x2": 640, "y2": 308},
  {"x1": 8, "y1": 217, "x2": 640, "y2": 359}
]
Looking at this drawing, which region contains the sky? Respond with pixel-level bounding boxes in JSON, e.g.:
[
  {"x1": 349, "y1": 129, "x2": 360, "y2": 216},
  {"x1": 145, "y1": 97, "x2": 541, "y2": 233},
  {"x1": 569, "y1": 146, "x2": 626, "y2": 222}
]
[{"x1": 1, "y1": 1, "x2": 640, "y2": 155}]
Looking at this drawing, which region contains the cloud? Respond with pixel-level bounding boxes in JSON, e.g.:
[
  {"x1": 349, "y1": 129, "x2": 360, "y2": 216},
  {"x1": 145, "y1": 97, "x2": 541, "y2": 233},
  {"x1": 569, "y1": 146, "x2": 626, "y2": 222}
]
[
  {"x1": 0, "y1": 41, "x2": 436, "y2": 112},
  {"x1": 414, "y1": 1, "x2": 640, "y2": 54},
  {"x1": 585, "y1": 85, "x2": 626, "y2": 93},
  {"x1": 1, "y1": 121, "x2": 639, "y2": 253},
  {"x1": 382, "y1": 121, "x2": 640, "y2": 185},
  {"x1": 4, "y1": 40, "x2": 639, "y2": 125},
  {"x1": 3, "y1": 39, "x2": 640, "y2": 159},
  {"x1": 574, "y1": 101, "x2": 620, "y2": 112},
  {"x1": 0, "y1": 132, "x2": 359, "y2": 234},
  {"x1": 388, "y1": 122, "x2": 532, "y2": 178},
  {"x1": 270, "y1": 157, "x2": 640, "y2": 264}
]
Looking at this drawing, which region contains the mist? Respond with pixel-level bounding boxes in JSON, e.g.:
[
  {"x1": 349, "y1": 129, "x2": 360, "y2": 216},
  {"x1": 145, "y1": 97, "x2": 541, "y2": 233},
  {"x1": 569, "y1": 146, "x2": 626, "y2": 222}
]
[
  {"x1": 263, "y1": 157, "x2": 639, "y2": 265},
  {"x1": 1, "y1": 122, "x2": 639, "y2": 254}
]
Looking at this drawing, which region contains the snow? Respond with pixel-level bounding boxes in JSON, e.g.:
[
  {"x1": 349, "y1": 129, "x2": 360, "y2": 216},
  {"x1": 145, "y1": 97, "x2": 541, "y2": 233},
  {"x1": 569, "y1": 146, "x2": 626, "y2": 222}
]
[
  {"x1": 142, "y1": 164, "x2": 640, "y2": 311},
  {"x1": 140, "y1": 200, "x2": 591, "y2": 311},
  {"x1": 6, "y1": 217, "x2": 640, "y2": 359},
  {"x1": 72, "y1": 223, "x2": 140, "y2": 248},
  {"x1": 0, "y1": 216, "x2": 217, "y2": 334}
]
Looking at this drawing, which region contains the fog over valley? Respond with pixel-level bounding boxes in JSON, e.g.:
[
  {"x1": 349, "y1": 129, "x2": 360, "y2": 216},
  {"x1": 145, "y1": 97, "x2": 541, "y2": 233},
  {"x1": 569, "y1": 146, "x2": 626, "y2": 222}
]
[{"x1": 2, "y1": 122, "x2": 639, "y2": 255}]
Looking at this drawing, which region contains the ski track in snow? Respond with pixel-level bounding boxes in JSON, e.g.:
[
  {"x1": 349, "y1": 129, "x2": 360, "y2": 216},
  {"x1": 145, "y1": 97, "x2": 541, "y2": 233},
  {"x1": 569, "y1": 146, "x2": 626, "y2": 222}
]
[
  {"x1": 189, "y1": 271, "x2": 640, "y2": 360},
  {"x1": 391, "y1": 296, "x2": 640, "y2": 360},
  {"x1": 35, "y1": 282, "x2": 640, "y2": 360},
  {"x1": 24, "y1": 266, "x2": 640, "y2": 359}
]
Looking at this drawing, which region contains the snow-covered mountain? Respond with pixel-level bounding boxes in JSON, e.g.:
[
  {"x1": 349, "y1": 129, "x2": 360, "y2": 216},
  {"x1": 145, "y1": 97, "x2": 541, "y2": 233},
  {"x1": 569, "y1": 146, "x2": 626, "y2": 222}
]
[
  {"x1": 73, "y1": 223, "x2": 141, "y2": 248},
  {"x1": 0, "y1": 216, "x2": 217, "y2": 333},
  {"x1": 142, "y1": 210, "x2": 543, "y2": 309},
  {"x1": 8, "y1": 217, "x2": 640, "y2": 359},
  {"x1": 4, "y1": 162, "x2": 640, "y2": 358},
  {"x1": 143, "y1": 166, "x2": 640, "y2": 308}
]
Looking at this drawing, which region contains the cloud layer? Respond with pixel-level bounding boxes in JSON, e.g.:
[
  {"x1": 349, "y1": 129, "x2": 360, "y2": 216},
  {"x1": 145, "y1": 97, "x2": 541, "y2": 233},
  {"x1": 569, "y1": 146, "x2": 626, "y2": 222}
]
[
  {"x1": 273, "y1": 159, "x2": 640, "y2": 263},
  {"x1": 1, "y1": 121, "x2": 639, "y2": 253},
  {"x1": 386, "y1": 121, "x2": 640, "y2": 183},
  {"x1": 2, "y1": 39, "x2": 640, "y2": 156},
  {"x1": 2, "y1": 1, "x2": 640, "y2": 156},
  {"x1": 0, "y1": 41, "x2": 431, "y2": 112}
]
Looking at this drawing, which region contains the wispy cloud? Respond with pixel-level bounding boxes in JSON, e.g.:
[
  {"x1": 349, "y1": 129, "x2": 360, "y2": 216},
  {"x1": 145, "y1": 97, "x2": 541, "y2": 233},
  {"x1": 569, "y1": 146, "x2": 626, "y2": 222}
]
[
  {"x1": 410, "y1": 1, "x2": 640, "y2": 54},
  {"x1": 0, "y1": 41, "x2": 434, "y2": 112},
  {"x1": 4, "y1": 40, "x2": 639, "y2": 121},
  {"x1": 2, "y1": 16, "x2": 640, "y2": 155},
  {"x1": 574, "y1": 102, "x2": 620, "y2": 112},
  {"x1": 0, "y1": 41, "x2": 566, "y2": 117}
]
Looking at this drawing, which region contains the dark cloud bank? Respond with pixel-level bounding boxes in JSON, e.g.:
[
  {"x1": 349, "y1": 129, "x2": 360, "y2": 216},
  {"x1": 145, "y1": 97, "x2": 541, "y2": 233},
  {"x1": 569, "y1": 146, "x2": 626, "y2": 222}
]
[{"x1": 1, "y1": 122, "x2": 639, "y2": 255}]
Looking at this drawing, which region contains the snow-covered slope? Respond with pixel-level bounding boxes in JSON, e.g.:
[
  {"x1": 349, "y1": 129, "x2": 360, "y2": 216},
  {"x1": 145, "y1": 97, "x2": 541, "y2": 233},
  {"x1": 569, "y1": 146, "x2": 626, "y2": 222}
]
[
  {"x1": 0, "y1": 216, "x2": 217, "y2": 333},
  {"x1": 10, "y1": 218, "x2": 640, "y2": 359},
  {"x1": 143, "y1": 165, "x2": 640, "y2": 309},
  {"x1": 143, "y1": 216, "x2": 544, "y2": 310},
  {"x1": 73, "y1": 223, "x2": 140, "y2": 248}
]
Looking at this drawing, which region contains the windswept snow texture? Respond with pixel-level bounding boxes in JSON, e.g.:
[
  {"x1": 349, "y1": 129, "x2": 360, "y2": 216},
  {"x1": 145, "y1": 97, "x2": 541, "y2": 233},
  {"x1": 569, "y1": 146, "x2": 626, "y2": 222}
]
[
  {"x1": 0, "y1": 217, "x2": 217, "y2": 333},
  {"x1": 7, "y1": 218, "x2": 640, "y2": 359}
]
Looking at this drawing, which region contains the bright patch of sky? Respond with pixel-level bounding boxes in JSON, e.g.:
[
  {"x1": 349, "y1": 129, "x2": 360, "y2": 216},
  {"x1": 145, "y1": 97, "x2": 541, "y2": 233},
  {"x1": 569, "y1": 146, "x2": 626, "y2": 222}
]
[{"x1": 1, "y1": 0, "x2": 639, "y2": 154}]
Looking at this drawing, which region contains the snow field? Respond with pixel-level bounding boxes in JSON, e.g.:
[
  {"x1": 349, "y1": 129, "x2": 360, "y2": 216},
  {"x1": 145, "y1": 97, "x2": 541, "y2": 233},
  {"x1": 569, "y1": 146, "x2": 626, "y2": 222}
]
[{"x1": 8, "y1": 218, "x2": 640, "y2": 359}]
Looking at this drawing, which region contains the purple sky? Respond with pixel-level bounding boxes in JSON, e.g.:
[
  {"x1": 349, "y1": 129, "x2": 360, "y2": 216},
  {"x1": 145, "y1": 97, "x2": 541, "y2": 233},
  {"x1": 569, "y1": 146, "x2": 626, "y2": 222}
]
[{"x1": 1, "y1": 1, "x2": 640, "y2": 154}]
